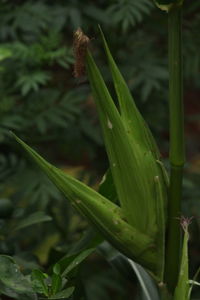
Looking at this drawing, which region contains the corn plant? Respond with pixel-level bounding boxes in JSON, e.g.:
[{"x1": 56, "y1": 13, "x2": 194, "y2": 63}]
[{"x1": 13, "y1": 1, "x2": 198, "y2": 299}]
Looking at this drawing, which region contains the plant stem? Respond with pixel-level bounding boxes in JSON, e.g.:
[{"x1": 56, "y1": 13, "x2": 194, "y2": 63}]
[{"x1": 164, "y1": 5, "x2": 185, "y2": 293}]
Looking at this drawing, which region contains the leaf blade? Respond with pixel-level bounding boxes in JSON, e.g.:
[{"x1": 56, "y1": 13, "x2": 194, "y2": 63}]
[
  {"x1": 174, "y1": 221, "x2": 190, "y2": 300},
  {"x1": 14, "y1": 211, "x2": 52, "y2": 231}
]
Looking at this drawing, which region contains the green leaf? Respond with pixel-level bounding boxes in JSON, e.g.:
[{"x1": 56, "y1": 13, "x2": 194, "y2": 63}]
[
  {"x1": 174, "y1": 219, "x2": 190, "y2": 300},
  {"x1": 16, "y1": 71, "x2": 51, "y2": 96},
  {"x1": 58, "y1": 248, "x2": 95, "y2": 277},
  {"x1": 128, "y1": 259, "x2": 160, "y2": 300},
  {"x1": 48, "y1": 287, "x2": 75, "y2": 299},
  {"x1": 14, "y1": 211, "x2": 52, "y2": 231},
  {"x1": 99, "y1": 27, "x2": 160, "y2": 159},
  {"x1": 0, "y1": 255, "x2": 35, "y2": 295},
  {"x1": 67, "y1": 227, "x2": 104, "y2": 255},
  {"x1": 0, "y1": 47, "x2": 12, "y2": 61},
  {"x1": 31, "y1": 269, "x2": 49, "y2": 296},
  {"x1": 188, "y1": 266, "x2": 200, "y2": 299},
  {"x1": 107, "y1": 0, "x2": 153, "y2": 31},
  {"x1": 99, "y1": 245, "x2": 160, "y2": 300},
  {"x1": 51, "y1": 273, "x2": 62, "y2": 296},
  {"x1": 53, "y1": 263, "x2": 61, "y2": 275}
]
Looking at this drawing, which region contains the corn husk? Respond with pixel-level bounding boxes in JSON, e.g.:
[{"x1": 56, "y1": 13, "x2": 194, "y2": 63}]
[{"x1": 13, "y1": 30, "x2": 169, "y2": 281}]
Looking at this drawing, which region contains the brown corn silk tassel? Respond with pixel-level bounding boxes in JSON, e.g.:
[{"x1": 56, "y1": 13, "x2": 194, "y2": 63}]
[{"x1": 73, "y1": 28, "x2": 90, "y2": 78}]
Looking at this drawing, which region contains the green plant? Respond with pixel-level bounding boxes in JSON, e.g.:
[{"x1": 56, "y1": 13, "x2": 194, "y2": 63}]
[
  {"x1": 10, "y1": 2, "x2": 200, "y2": 300},
  {"x1": 1, "y1": 0, "x2": 200, "y2": 219},
  {"x1": 0, "y1": 248, "x2": 94, "y2": 299}
]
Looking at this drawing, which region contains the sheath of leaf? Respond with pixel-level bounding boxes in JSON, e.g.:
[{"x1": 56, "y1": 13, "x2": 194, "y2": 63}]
[{"x1": 13, "y1": 28, "x2": 168, "y2": 282}]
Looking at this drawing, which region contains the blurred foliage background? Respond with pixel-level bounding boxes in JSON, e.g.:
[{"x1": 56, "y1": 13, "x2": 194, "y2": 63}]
[{"x1": 0, "y1": 0, "x2": 200, "y2": 299}]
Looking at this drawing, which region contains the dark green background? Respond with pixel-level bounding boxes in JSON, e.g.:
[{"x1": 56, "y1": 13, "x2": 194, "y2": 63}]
[{"x1": 0, "y1": 0, "x2": 200, "y2": 299}]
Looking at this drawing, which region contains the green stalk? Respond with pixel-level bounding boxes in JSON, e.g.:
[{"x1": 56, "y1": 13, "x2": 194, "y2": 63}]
[{"x1": 164, "y1": 6, "x2": 185, "y2": 293}]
